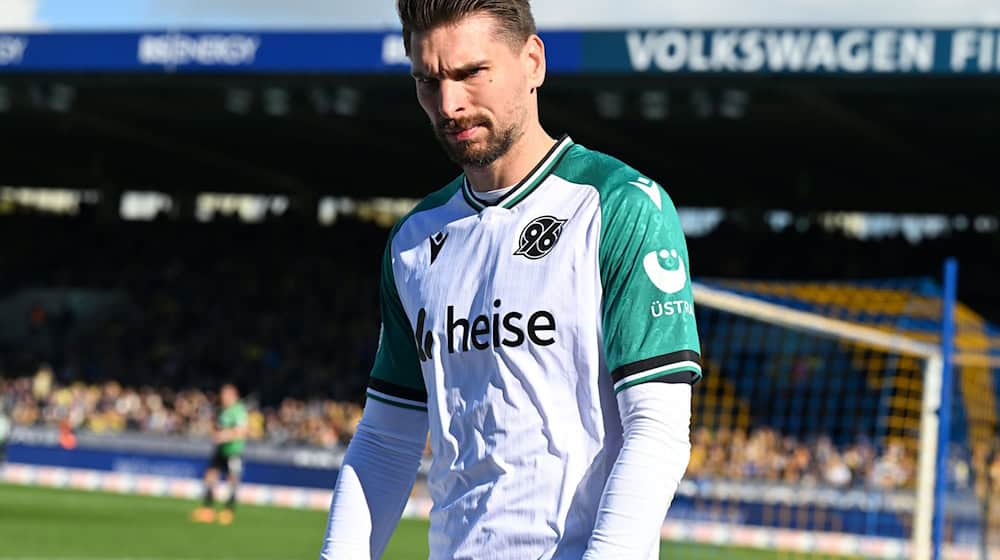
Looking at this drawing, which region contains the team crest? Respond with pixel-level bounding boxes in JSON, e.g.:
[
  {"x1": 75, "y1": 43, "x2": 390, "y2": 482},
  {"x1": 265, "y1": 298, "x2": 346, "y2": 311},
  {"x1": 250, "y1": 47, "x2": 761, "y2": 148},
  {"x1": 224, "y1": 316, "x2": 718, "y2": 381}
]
[{"x1": 514, "y1": 216, "x2": 567, "y2": 260}]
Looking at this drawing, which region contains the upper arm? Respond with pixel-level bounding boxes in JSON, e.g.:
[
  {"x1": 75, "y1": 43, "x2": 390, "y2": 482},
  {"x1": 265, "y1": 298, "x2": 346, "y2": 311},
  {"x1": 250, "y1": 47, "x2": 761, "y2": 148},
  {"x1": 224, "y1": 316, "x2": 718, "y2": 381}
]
[
  {"x1": 598, "y1": 177, "x2": 702, "y2": 394},
  {"x1": 366, "y1": 231, "x2": 428, "y2": 412}
]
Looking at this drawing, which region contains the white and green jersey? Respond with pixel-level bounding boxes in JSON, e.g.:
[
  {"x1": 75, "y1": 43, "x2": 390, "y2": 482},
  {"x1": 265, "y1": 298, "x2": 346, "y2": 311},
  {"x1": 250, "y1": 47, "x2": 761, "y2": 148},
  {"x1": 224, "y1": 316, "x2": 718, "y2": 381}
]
[{"x1": 367, "y1": 135, "x2": 701, "y2": 559}]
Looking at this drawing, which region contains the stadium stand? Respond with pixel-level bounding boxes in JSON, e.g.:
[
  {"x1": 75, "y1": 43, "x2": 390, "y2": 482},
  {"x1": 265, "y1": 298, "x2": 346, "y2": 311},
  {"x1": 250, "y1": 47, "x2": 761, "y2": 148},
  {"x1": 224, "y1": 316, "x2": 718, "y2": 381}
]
[
  {"x1": 1, "y1": 209, "x2": 997, "y2": 557},
  {"x1": 2, "y1": 213, "x2": 996, "y2": 453},
  {"x1": 1, "y1": 213, "x2": 996, "y2": 392},
  {"x1": 10, "y1": 369, "x2": 995, "y2": 496},
  {"x1": 1, "y1": 372, "x2": 362, "y2": 449}
]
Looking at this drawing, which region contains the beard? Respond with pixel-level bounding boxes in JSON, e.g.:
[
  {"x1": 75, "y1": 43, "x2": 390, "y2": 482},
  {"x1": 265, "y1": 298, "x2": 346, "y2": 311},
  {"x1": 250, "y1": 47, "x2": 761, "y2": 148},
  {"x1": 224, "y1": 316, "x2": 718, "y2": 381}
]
[{"x1": 434, "y1": 116, "x2": 520, "y2": 169}]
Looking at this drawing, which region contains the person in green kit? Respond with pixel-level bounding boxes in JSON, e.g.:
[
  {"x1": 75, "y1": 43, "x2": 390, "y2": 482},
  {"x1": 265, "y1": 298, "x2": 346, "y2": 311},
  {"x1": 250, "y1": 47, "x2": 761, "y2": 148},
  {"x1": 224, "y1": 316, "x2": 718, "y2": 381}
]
[{"x1": 192, "y1": 383, "x2": 248, "y2": 525}]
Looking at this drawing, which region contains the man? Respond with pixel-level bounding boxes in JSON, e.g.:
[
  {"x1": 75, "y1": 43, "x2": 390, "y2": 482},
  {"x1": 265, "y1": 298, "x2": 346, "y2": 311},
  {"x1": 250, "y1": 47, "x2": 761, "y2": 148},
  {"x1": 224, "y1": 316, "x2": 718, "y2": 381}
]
[
  {"x1": 320, "y1": 1, "x2": 700, "y2": 558},
  {"x1": 0, "y1": 405, "x2": 10, "y2": 465},
  {"x1": 191, "y1": 383, "x2": 247, "y2": 525}
]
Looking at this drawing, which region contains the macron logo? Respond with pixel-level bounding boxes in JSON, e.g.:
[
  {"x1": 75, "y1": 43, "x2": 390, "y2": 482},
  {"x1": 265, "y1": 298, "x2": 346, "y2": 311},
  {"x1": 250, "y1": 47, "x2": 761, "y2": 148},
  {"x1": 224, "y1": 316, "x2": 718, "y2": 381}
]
[
  {"x1": 628, "y1": 177, "x2": 662, "y2": 210},
  {"x1": 643, "y1": 249, "x2": 687, "y2": 294},
  {"x1": 429, "y1": 231, "x2": 448, "y2": 265}
]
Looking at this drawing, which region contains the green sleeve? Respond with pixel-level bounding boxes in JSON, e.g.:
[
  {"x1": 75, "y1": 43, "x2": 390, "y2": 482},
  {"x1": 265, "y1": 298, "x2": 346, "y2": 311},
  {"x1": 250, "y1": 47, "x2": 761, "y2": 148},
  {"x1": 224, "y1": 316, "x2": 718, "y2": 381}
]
[
  {"x1": 599, "y1": 178, "x2": 702, "y2": 393},
  {"x1": 366, "y1": 232, "x2": 428, "y2": 411}
]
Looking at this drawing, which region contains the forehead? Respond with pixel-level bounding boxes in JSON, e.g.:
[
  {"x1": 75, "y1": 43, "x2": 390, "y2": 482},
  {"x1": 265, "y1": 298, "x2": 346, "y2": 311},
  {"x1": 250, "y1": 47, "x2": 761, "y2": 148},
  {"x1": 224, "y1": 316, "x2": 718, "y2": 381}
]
[{"x1": 410, "y1": 14, "x2": 515, "y2": 71}]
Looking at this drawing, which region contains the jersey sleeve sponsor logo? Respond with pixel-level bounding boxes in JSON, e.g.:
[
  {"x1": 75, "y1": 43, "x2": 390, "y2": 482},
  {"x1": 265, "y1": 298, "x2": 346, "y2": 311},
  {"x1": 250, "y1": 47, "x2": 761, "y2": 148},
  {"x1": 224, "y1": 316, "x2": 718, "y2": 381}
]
[
  {"x1": 429, "y1": 231, "x2": 448, "y2": 265},
  {"x1": 628, "y1": 177, "x2": 662, "y2": 210},
  {"x1": 643, "y1": 249, "x2": 687, "y2": 294},
  {"x1": 514, "y1": 216, "x2": 567, "y2": 260},
  {"x1": 644, "y1": 249, "x2": 695, "y2": 319},
  {"x1": 649, "y1": 298, "x2": 694, "y2": 318}
]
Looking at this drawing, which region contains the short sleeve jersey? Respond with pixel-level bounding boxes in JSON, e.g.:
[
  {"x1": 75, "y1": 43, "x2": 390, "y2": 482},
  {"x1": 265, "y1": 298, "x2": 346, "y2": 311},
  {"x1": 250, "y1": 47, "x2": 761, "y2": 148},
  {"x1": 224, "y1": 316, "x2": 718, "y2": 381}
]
[
  {"x1": 366, "y1": 136, "x2": 700, "y2": 560},
  {"x1": 217, "y1": 402, "x2": 248, "y2": 457}
]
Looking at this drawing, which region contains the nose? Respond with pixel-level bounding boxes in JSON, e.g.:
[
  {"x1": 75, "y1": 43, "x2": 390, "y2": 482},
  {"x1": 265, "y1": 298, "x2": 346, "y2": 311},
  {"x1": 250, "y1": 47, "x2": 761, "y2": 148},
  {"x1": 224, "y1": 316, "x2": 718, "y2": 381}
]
[{"x1": 437, "y1": 79, "x2": 466, "y2": 120}]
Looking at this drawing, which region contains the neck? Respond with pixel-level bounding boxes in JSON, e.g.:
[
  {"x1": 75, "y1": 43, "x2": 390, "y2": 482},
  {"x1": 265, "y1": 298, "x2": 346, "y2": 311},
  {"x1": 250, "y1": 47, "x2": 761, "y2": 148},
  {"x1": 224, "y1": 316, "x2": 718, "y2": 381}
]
[{"x1": 464, "y1": 123, "x2": 555, "y2": 193}]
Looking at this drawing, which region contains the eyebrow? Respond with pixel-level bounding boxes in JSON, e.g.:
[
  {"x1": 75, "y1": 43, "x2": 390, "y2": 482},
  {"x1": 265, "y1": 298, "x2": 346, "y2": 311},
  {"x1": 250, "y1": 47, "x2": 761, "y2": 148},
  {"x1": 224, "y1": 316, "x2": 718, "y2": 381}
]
[{"x1": 412, "y1": 60, "x2": 489, "y2": 80}]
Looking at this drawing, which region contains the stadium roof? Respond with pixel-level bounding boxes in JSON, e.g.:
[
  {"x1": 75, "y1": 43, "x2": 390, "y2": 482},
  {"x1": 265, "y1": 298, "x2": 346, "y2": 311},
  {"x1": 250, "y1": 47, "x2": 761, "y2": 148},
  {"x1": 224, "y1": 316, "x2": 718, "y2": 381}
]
[
  {"x1": 0, "y1": 24, "x2": 998, "y2": 213},
  {"x1": 1, "y1": 68, "x2": 997, "y2": 213}
]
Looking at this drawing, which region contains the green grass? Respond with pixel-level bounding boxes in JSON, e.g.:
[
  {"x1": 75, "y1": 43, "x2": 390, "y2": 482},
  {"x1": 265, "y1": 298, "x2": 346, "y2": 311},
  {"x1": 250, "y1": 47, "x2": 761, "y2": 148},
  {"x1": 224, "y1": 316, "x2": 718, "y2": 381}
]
[{"x1": 0, "y1": 483, "x2": 852, "y2": 559}]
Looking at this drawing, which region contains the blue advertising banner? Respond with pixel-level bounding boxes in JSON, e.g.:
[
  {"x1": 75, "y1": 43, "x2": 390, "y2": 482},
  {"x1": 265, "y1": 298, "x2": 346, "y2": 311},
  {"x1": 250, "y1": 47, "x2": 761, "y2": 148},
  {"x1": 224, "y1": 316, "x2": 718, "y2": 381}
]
[
  {"x1": 0, "y1": 28, "x2": 998, "y2": 75},
  {"x1": 0, "y1": 30, "x2": 581, "y2": 74},
  {"x1": 584, "y1": 28, "x2": 1000, "y2": 74},
  {"x1": 6, "y1": 442, "x2": 338, "y2": 489},
  {"x1": 4, "y1": 437, "x2": 985, "y2": 544}
]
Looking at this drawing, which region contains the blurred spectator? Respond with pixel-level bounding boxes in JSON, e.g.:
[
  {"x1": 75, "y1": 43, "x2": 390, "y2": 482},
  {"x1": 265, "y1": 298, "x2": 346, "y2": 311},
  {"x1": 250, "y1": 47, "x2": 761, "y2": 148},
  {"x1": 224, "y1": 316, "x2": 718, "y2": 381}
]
[
  {"x1": 1, "y1": 374, "x2": 362, "y2": 449},
  {"x1": 3, "y1": 370, "x2": 993, "y2": 492},
  {"x1": 823, "y1": 455, "x2": 853, "y2": 487},
  {"x1": 991, "y1": 448, "x2": 1000, "y2": 493},
  {"x1": 682, "y1": 425, "x2": 927, "y2": 490},
  {"x1": 0, "y1": 403, "x2": 10, "y2": 463}
]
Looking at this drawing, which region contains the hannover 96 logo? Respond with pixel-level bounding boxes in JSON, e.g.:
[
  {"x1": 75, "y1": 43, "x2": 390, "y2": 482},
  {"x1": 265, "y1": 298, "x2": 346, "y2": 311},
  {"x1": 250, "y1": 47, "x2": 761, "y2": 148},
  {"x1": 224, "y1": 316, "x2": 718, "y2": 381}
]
[{"x1": 514, "y1": 216, "x2": 567, "y2": 260}]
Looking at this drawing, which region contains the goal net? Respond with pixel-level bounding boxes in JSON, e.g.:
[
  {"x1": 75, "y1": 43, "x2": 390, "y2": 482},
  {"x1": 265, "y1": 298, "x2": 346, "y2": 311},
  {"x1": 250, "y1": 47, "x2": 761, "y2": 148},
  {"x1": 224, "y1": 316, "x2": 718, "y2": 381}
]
[{"x1": 664, "y1": 279, "x2": 1000, "y2": 560}]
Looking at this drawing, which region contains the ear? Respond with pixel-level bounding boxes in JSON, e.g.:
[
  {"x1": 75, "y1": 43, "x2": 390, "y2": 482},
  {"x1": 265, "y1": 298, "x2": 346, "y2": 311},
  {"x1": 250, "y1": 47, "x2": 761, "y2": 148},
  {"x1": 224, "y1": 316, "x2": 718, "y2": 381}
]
[{"x1": 523, "y1": 34, "x2": 546, "y2": 92}]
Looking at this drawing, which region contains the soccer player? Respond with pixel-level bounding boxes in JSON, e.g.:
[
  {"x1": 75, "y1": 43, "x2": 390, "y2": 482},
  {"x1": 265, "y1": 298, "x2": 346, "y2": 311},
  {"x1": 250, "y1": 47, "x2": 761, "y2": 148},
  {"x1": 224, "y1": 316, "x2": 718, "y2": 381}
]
[
  {"x1": 192, "y1": 383, "x2": 247, "y2": 525},
  {"x1": 0, "y1": 405, "x2": 10, "y2": 465},
  {"x1": 320, "y1": 1, "x2": 701, "y2": 558}
]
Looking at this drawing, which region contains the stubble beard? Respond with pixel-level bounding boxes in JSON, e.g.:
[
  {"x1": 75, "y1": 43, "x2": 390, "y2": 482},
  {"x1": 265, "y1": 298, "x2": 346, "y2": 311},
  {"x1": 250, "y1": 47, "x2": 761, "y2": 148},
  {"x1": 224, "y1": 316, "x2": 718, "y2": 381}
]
[{"x1": 435, "y1": 117, "x2": 522, "y2": 169}]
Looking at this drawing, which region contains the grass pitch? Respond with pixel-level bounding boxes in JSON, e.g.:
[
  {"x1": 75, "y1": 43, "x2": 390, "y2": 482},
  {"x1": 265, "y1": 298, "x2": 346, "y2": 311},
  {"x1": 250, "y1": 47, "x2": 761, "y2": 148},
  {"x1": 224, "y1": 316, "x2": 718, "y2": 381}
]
[{"x1": 0, "y1": 483, "x2": 851, "y2": 559}]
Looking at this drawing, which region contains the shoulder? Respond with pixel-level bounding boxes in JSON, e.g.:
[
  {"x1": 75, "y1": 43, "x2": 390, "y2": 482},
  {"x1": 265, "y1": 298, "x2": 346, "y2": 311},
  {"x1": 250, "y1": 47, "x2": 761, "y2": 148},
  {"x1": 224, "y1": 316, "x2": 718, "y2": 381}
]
[
  {"x1": 555, "y1": 142, "x2": 674, "y2": 213},
  {"x1": 388, "y1": 175, "x2": 464, "y2": 242},
  {"x1": 554, "y1": 143, "x2": 638, "y2": 192}
]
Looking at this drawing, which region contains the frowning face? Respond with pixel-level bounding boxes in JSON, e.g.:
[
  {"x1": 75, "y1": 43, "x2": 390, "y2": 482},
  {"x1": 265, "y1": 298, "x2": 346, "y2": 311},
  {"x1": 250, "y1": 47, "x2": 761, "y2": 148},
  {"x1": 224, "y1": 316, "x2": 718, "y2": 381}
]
[{"x1": 409, "y1": 13, "x2": 541, "y2": 168}]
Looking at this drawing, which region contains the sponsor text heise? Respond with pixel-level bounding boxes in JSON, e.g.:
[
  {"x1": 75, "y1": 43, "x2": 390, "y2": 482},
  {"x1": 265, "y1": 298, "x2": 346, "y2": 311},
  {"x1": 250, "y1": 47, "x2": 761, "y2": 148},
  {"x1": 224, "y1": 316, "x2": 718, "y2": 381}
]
[{"x1": 413, "y1": 300, "x2": 557, "y2": 361}]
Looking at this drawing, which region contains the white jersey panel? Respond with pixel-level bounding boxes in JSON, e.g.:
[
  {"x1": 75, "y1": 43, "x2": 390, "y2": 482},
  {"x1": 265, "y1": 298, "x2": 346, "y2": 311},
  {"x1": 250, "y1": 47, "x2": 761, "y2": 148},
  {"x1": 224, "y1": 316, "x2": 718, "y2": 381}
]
[
  {"x1": 370, "y1": 136, "x2": 702, "y2": 559},
  {"x1": 390, "y1": 174, "x2": 621, "y2": 560}
]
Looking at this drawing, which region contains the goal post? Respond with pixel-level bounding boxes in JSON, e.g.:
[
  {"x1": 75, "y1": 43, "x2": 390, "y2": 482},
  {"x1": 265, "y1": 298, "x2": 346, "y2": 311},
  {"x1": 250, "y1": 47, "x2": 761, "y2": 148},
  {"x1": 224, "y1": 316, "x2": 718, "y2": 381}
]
[
  {"x1": 932, "y1": 258, "x2": 958, "y2": 560},
  {"x1": 678, "y1": 280, "x2": 971, "y2": 559}
]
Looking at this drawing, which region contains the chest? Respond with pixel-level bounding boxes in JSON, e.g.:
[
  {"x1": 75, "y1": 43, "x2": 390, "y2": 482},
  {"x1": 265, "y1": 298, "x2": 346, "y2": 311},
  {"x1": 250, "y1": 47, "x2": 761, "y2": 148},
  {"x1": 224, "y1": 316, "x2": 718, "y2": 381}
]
[{"x1": 393, "y1": 190, "x2": 602, "y2": 355}]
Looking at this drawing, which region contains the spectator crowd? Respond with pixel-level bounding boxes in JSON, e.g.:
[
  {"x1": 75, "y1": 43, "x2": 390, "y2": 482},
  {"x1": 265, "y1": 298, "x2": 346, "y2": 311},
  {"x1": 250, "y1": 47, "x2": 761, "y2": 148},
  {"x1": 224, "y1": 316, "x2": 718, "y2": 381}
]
[
  {"x1": 1, "y1": 366, "x2": 361, "y2": 449},
  {"x1": 0, "y1": 215, "x2": 997, "y2": 497},
  {"x1": 7, "y1": 365, "x2": 1000, "y2": 496},
  {"x1": 0, "y1": 217, "x2": 387, "y2": 405},
  {"x1": 686, "y1": 425, "x2": 917, "y2": 490}
]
